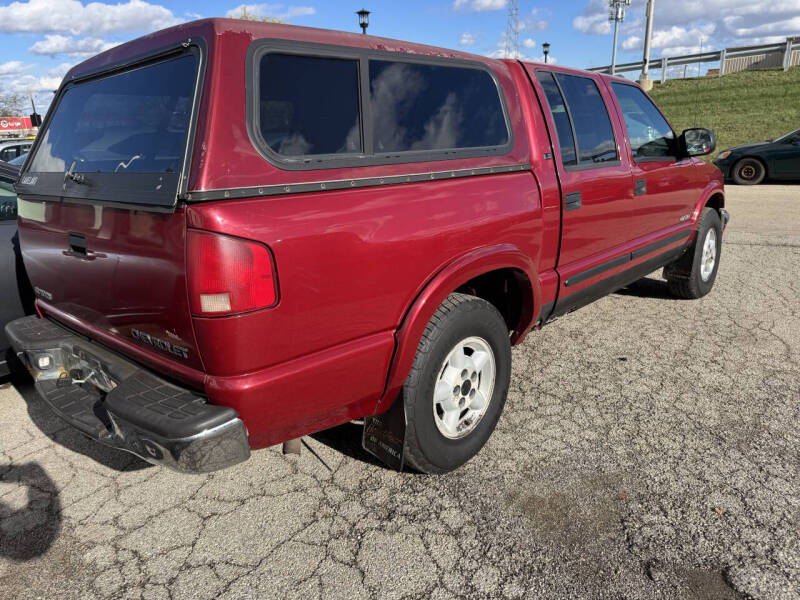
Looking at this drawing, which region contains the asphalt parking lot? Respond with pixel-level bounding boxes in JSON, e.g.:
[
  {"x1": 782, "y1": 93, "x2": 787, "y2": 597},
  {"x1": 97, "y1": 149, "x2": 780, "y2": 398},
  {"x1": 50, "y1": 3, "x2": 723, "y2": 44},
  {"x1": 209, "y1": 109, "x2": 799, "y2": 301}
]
[{"x1": 1, "y1": 185, "x2": 798, "y2": 600}]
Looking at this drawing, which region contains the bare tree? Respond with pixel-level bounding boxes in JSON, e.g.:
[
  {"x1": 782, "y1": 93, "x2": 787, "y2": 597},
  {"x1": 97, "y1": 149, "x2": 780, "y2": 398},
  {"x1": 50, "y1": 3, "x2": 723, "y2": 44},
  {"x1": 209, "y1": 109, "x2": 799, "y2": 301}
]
[
  {"x1": 234, "y1": 7, "x2": 283, "y2": 23},
  {"x1": 0, "y1": 93, "x2": 26, "y2": 117}
]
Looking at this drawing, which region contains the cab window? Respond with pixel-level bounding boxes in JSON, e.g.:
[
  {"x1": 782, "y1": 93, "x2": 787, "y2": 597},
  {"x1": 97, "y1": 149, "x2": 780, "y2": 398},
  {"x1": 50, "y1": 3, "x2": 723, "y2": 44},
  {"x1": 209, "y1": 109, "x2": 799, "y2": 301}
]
[
  {"x1": 555, "y1": 74, "x2": 618, "y2": 165},
  {"x1": 612, "y1": 83, "x2": 675, "y2": 160}
]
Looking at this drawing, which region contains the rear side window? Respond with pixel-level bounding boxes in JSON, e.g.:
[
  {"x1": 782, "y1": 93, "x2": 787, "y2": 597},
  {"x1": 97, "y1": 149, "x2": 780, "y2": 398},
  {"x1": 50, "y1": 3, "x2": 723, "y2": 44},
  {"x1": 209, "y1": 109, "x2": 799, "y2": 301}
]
[
  {"x1": 249, "y1": 43, "x2": 511, "y2": 168},
  {"x1": 257, "y1": 54, "x2": 362, "y2": 157},
  {"x1": 611, "y1": 83, "x2": 675, "y2": 159},
  {"x1": 29, "y1": 54, "x2": 197, "y2": 175},
  {"x1": 535, "y1": 71, "x2": 577, "y2": 166},
  {"x1": 369, "y1": 60, "x2": 509, "y2": 153},
  {"x1": 553, "y1": 73, "x2": 618, "y2": 165}
]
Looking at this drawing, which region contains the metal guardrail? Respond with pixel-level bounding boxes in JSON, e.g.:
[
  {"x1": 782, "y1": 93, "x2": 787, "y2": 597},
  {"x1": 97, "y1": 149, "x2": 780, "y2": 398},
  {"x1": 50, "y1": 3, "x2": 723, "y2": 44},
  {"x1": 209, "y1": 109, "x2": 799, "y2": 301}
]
[{"x1": 588, "y1": 38, "x2": 800, "y2": 80}]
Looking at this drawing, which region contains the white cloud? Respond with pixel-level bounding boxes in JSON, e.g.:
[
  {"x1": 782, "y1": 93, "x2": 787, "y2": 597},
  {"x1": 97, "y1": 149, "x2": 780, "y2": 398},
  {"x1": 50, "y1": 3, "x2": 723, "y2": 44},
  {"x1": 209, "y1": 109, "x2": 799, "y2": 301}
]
[
  {"x1": 453, "y1": 0, "x2": 506, "y2": 12},
  {"x1": 0, "y1": 61, "x2": 29, "y2": 76},
  {"x1": 459, "y1": 32, "x2": 477, "y2": 46},
  {"x1": 0, "y1": 0, "x2": 181, "y2": 36},
  {"x1": 225, "y1": 4, "x2": 315, "y2": 20},
  {"x1": 29, "y1": 34, "x2": 118, "y2": 57},
  {"x1": 622, "y1": 24, "x2": 716, "y2": 55},
  {"x1": 573, "y1": 0, "x2": 611, "y2": 35},
  {"x1": 522, "y1": 38, "x2": 536, "y2": 49},
  {"x1": 576, "y1": 0, "x2": 800, "y2": 56}
]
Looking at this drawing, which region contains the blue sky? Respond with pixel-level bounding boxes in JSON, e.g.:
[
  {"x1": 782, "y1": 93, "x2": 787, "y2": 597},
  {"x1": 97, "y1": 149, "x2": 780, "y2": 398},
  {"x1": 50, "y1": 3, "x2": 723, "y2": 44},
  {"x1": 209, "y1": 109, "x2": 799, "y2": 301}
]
[{"x1": 1, "y1": 0, "x2": 798, "y2": 111}]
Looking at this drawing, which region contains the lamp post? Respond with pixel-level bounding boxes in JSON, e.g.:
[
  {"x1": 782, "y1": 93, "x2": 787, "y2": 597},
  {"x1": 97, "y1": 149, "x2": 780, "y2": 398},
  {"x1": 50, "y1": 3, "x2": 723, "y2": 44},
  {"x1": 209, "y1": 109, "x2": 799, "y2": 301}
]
[
  {"x1": 542, "y1": 42, "x2": 550, "y2": 63},
  {"x1": 638, "y1": 0, "x2": 655, "y2": 90},
  {"x1": 357, "y1": 9, "x2": 370, "y2": 35},
  {"x1": 608, "y1": 0, "x2": 631, "y2": 76}
]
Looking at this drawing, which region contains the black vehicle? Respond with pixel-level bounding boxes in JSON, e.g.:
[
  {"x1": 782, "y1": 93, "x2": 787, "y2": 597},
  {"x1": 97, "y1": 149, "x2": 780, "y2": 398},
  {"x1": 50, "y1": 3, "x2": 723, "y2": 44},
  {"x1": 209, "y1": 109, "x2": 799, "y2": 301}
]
[
  {"x1": 0, "y1": 160, "x2": 34, "y2": 376},
  {"x1": 714, "y1": 129, "x2": 800, "y2": 185}
]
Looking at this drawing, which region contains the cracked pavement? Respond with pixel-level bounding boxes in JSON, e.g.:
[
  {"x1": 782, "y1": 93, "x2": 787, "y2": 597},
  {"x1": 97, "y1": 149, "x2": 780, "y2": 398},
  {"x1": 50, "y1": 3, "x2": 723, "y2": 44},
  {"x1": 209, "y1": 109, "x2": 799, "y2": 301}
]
[{"x1": 1, "y1": 185, "x2": 799, "y2": 599}]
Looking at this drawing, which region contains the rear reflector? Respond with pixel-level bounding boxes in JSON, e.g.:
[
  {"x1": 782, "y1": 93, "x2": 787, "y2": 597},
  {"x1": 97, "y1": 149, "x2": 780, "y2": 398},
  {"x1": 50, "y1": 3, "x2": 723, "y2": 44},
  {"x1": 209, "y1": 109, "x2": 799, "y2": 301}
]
[{"x1": 187, "y1": 230, "x2": 277, "y2": 316}]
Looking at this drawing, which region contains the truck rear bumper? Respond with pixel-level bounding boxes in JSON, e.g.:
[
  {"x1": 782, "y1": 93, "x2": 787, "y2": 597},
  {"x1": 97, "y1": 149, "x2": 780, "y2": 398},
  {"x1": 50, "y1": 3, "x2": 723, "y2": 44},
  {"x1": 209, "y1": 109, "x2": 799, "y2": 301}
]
[{"x1": 4, "y1": 315, "x2": 250, "y2": 473}]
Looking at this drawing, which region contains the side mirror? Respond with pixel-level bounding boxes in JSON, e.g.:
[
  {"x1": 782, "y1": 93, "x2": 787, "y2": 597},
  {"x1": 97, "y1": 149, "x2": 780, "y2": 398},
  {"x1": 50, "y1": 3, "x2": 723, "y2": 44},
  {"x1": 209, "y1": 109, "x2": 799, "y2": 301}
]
[{"x1": 680, "y1": 128, "x2": 716, "y2": 157}]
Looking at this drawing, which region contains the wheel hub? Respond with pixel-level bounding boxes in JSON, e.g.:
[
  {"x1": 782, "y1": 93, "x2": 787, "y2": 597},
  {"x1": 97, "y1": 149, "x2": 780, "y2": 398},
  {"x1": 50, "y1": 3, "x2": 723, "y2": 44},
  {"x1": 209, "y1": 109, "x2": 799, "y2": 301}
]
[
  {"x1": 700, "y1": 228, "x2": 717, "y2": 282},
  {"x1": 433, "y1": 336, "x2": 496, "y2": 439}
]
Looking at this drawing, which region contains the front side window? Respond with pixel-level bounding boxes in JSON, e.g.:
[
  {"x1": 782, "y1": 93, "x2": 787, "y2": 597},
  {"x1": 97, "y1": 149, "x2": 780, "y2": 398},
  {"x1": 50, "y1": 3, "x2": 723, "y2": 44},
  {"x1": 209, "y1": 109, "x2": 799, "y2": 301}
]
[
  {"x1": 555, "y1": 74, "x2": 618, "y2": 165},
  {"x1": 258, "y1": 54, "x2": 362, "y2": 157},
  {"x1": 29, "y1": 54, "x2": 197, "y2": 175},
  {"x1": 612, "y1": 83, "x2": 675, "y2": 159},
  {"x1": 368, "y1": 60, "x2": 508, "y2": 153}
]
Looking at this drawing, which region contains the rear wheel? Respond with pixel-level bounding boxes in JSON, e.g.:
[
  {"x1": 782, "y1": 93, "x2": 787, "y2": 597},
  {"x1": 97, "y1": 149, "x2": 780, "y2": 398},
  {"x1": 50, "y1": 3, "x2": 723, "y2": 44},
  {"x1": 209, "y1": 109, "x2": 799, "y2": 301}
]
[
  {"x1": 664, "y1": 207, "x2": 722, "y2": 299},
  {"x1": 402, "y1": 293, "x2": 511, "y2": 474},
  {"x1": 732, "y1": 158, "x2": 765, "y2": 185}
]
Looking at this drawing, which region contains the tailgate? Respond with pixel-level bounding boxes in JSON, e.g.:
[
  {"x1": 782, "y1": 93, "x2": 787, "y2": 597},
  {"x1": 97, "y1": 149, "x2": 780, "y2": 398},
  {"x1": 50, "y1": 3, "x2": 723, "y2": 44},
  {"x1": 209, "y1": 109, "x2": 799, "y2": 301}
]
[
  {"x1": 14, "y1": 43, "x2": 205, "y2": 372},
  {"x1": 17, "y1": 200, "x2": 203, "y2": 371}
]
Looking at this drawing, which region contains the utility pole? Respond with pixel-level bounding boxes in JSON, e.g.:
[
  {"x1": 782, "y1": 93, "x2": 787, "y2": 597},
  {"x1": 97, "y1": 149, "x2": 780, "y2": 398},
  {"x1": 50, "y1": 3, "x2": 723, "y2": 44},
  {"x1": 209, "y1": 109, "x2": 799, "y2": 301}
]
[
  {"x1": 505, "y1": 0, "x2": 519, "y2": 59},
  {"x1": 609, "y1": 0, "x2": 631, "y2": 76},
  {"x1": 638, "y1": 0, "x2": 655, "y2": 90}
]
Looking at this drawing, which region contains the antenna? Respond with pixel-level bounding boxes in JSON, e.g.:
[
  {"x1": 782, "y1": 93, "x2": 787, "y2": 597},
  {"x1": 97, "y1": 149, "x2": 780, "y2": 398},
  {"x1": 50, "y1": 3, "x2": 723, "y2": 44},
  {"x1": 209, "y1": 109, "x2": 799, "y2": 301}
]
[{"x1": 505, "y1": 0, "x2": 520, "y2": 59}]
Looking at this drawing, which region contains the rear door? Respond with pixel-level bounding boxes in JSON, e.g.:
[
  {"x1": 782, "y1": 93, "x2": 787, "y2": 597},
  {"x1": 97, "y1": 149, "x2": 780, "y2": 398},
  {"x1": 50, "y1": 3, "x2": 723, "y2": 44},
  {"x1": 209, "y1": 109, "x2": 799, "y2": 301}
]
[
  {"x1": 15, "y1": 46, "x2": 206, "y2": 372},
  {"x1": 528, "y1": 68, "x2": 634, "y2": 292},
  {"x1": 608, "y1": 81, "x2": 698, "y2": 239}
]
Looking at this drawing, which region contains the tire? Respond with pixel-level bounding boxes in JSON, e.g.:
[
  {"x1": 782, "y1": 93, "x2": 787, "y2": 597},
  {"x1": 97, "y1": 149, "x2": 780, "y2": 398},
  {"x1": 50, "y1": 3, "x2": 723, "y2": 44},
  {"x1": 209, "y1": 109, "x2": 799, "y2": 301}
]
[
  {"x1": 664, "y1": 207, "x2": 722, "y2": 299},
  {"x1": 731, "y1": 158, "x2": 766, "y2": 185},
  {"x1": 402, "y1": 293, "x2": 511, "y2": 474}
]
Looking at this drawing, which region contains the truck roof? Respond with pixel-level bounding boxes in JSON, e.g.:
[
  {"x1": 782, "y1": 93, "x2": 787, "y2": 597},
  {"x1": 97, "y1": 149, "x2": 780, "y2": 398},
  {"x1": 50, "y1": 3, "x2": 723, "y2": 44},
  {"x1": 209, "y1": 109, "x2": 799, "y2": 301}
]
[{"x1": 65, "y1": 18, "x2": 616, "y2": 85}]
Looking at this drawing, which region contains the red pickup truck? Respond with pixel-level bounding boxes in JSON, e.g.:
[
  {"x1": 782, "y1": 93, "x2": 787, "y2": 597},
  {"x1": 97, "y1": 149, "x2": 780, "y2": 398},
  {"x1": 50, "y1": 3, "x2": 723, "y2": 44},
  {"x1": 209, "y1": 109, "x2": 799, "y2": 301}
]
[{"x1": 7, "y1": 19, "x2": 727, "y2": 474}]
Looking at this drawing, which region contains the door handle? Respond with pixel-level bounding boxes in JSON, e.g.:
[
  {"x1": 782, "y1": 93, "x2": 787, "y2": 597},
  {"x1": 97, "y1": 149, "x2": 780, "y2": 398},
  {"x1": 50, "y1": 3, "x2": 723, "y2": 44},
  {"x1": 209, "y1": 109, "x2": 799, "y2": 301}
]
[
  {"x1": 564, "y1": 191, "x2": 582, "y2": 212},
  {"x1": 634, "y1": 179, "x2": 647, "y2": 196},
  {"x1": 64, "y1": 232, "x2": 104, "y2": 261}
]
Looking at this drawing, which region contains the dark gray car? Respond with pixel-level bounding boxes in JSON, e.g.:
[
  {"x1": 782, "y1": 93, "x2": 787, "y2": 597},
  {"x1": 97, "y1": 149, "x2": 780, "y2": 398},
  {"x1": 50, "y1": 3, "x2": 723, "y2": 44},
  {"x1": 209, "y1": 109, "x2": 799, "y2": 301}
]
[{"x1": 0, "y1": 160, "x2": 34, "y2": 376}]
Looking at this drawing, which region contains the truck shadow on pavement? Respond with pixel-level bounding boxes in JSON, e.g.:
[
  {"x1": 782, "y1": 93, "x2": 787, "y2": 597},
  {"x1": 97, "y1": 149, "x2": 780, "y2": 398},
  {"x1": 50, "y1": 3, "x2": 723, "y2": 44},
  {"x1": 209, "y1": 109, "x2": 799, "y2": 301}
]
[
  {"x1": 311, "y1": 422, "x2": 398, "y2": 471},
  {"x1": 615, "y1": 276, "x2": 679, "y2": 300},
  {"x1": 0, "y1": 462, "x2": 61, "y2": 560},
  {"x1": 10, "y1": 374, "x2": 151, "y2": 473}
]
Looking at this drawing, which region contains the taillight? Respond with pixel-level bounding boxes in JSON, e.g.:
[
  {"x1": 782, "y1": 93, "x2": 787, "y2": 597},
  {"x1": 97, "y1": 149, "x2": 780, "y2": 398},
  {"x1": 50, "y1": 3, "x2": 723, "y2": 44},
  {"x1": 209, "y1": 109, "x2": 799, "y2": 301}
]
[{"x1": 187, "y1": 230, "x2": 278, "y2": 316}]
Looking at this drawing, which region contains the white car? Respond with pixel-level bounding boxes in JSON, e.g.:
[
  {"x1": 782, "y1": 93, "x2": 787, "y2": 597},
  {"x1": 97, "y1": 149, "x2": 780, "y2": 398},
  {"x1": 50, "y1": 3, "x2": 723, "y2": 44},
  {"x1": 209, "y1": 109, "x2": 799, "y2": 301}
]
[{"x1": 0, "y1": 140, "x2": 32, "y2": 163}]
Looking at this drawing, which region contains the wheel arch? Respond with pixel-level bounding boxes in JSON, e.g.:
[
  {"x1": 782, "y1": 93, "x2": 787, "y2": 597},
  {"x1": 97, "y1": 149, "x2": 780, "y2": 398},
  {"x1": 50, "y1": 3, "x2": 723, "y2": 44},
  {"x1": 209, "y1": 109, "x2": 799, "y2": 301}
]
[{"x1": 373, "y1": 244, "x2": 540, "y2": 414}]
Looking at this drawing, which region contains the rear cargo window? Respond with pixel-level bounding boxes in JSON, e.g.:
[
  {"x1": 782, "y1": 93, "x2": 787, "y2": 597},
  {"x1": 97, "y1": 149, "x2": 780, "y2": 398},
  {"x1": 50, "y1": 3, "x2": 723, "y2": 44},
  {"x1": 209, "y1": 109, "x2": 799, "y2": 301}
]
[
  {"x1": 368, "y1": 60, "x2": 509, "y2": 153},
  {"x1": 257, "y1": 54, "x2": 362, "y2": 156},
  {"x1": 554, "y1": 74, "x2": 618, "y2": 165},
  {"x1": 30, "y1": 54, "x2": 197, "y2": 175}
]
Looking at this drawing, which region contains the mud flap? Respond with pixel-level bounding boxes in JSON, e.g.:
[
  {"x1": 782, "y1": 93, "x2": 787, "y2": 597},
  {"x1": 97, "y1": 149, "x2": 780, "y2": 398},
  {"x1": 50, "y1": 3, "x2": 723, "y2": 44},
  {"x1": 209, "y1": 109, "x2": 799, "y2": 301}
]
[{"x1": 362, "y1": 396, "x2": 407, "y2": 471}]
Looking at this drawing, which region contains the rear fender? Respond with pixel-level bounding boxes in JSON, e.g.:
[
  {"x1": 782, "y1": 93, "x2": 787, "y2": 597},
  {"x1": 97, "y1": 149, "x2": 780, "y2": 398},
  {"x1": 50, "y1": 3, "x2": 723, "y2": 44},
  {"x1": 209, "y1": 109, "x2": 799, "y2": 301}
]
[{"x1": 374, "y1": 244, "x2": 539, "y2": 414}]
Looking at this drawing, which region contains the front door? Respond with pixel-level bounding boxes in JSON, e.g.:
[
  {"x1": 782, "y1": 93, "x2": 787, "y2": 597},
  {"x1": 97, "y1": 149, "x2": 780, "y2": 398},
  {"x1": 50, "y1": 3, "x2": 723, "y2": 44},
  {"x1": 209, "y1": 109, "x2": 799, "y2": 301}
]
[
  {"x1": 770, "y1": 134, "x2": 800, "y2": 180},
  {"x1": 609, "y1": 82, "x2": 699, "y2": 239}
]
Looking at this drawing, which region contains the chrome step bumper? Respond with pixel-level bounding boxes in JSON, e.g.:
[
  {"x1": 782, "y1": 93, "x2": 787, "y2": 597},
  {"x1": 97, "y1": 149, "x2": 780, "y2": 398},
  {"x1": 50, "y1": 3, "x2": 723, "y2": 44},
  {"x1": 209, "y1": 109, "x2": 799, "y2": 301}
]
[{"x1": 5, "y1": 315, "x2": 250, "y2": 473}]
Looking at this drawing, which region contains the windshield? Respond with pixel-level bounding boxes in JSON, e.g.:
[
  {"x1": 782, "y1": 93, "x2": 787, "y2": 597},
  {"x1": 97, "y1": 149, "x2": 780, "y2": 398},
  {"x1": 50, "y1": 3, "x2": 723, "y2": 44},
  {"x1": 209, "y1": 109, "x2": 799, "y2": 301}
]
[
  {"x1": 774, "y1": 129, "x2": 800, "y2": 143},
  {"x1": 29, "y1": 53, "x2": 197, "y2": 176}
]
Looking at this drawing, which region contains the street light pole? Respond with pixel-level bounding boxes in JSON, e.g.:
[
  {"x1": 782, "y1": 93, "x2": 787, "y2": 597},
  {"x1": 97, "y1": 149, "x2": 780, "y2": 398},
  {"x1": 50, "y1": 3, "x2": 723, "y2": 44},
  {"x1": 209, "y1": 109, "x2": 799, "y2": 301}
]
[
  {"x1": 638, "y1": 0, "x2": 655, "y2": 90},
  {"x1": 608, "y1": 0, "x2": 631, "y2": 76},
  {"x1": 543, "y1": 42, "x2": 550, "y2": 63}
]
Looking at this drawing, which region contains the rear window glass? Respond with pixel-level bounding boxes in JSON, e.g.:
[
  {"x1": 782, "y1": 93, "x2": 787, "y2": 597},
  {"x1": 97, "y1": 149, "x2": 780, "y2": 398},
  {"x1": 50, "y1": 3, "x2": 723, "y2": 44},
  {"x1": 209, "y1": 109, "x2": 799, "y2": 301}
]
[
  {"x1": 535, "y1": 71, "x2": 577, "y2": 166},
  {"x1": 29, "y1": 54, "x2": 197, "y2": 175},
  {"x1": 554, "y1": 74, "x2": 618, "y2": 165},
  {"x1": 258, "y1": 54, "x2": 362, "y2": 157},
  {"x1": 369, "y1": 60, "x2": 508, "y2": 153}
]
